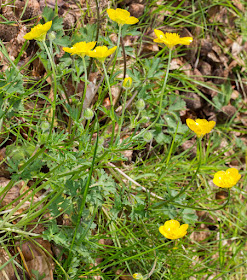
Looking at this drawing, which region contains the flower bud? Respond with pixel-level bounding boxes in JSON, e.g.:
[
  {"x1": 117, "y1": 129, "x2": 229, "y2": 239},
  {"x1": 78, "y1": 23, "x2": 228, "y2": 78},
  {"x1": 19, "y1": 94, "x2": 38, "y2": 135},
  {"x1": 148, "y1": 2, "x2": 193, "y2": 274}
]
[
  {"x1": 143, "y1": 131, "x2": 153, "y2": 142},
  {"x1": 132, "y1": 273, "x2": 144, "y2": 279},
  {"x1": 83, "y1": 108, "x2": 94, "y2": 120},
  {"x1": 123, "y1": 77, "x2": 132, "y2": 89},
  {"x1": 40, "y1": 121, "x2": 50, "y2": 132},
  {"x1": 136, "y1": 99, "x2": 145, "y2": 111},
  {"x1": 48, "y1": 31, "x2": 56, "y2": 41}
]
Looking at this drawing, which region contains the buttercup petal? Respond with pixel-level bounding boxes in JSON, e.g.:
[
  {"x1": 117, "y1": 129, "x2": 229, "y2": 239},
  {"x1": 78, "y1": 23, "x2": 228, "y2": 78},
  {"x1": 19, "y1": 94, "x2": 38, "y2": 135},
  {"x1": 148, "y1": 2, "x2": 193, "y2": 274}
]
[
  {"x1": 153, "y1": 30, "x2": 193, "y2": 49},
  {"x1": 107, "y1": 9, "x2": 116, "y2": 20},
  {"x1": 154, "y1": 29, "x2": 165, "y2": 39},
  {"x1": 116, "y1": 8, "x2": 130, "y2": 18},
  {"x1": 126, "y1": 16, "x2": 139, "y2": 24},
  {"x1": 208, "y1": 120, "x2": 216, "y2": 131},
  {"x1": 179, "y1": 224, "x2": 189, "y2": 232},
  {"x1": 186, "y1": 118, "x2": 215, "y2": 137},
  {"x1": 107, "y1": 8, "x2": 138, "y2": 25},
  {"x1": 159, "y1": 220, "x2": 188, "y2": 240},
  {"x1": 213, "y1": 168, "x2": 241, "y2": 189},
  {"x1": 63, "y1": 47, "x2": 74, "y2": 53},
  {"x1": 186, "y1": 119, "x2": 197, "y2": 132},
  {"x1": 164, "y1": 220, "x2": 180, "y2": 231},
  {"x1": 24, "y1": 21, "x2": 52, "y2": 41},
  {"x1": 106, "y1": 46, "x2": 117, "y2": 56},
  {"x1": 179, "y1": 37, "x2": 193, "y2": 45}
]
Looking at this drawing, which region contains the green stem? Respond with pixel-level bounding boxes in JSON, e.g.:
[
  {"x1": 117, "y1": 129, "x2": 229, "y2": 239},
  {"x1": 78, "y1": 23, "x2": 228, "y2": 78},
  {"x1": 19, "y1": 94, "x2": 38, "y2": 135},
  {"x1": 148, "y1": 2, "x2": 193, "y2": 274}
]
[
  {"x1": 70, "y1": 56, "x2": 88, "y2": 141},
  {"x1": 102, "y1": 62, "x2": 116, "y2": 144},
  {"x1": 198, "y1": 137, "x2": 203, "y2": 169},
  {"x1": 110, "y1": 24, "x2": 122, "y2": 78},
  {"x1": 67, "y1": 121, "x2": 98, "y2": 268},
  {"x1": 79, "y1": 56, "x2": 88, "y2": 118},
  {"x1": 133, "y1": 48, "x2": 172, "y2": 139},
  {"x1": 115, "y1": 87, "x2": 128, "y2": 144},
  {"x1": 42, "y1": 41, "x2": 57, "y2": 140},
  {"x1": 153, "y1": 136, "x2": 203, "y2": 208},
  {"x1": 81, "y1": 242, "x2": 170, "y2": 277}
]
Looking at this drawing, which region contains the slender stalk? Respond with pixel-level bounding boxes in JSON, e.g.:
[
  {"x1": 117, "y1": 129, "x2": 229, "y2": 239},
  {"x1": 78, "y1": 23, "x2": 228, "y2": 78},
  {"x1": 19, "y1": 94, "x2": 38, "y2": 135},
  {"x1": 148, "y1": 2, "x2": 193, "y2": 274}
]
[
  {"x1": 42, "y1": 41, "x2": 57, "y2": 140},
  {"x1": 87, "y1": 0, "x2": 100, "y2": 76},
  {"x1": 133, "y1": 48, "x2": 172, "y2": 139},
  {"x1": 115, "y1": 87, "x2": 128, "y2": 144},
  {"x1": 66, "y1": 121, "x2": 98, "y2": 268},
  {"x1": 70, "y1": 56, "x2": 88, "y2": 141},
  {"x1": 102, "y1": 62, "x2": 116, "y2": 144},
  {"x1": 110, "y1": 24, "x2": 122, "y2": 78},
  {"x1": 113, "y1": 34, "x2": 127, "y2": 109},
  {"x1": 80, "y1": 242, "x2": 170, "y2": 277},
  {"x1": 79, "y1": 56, "x2": 88, "y2": 118}
]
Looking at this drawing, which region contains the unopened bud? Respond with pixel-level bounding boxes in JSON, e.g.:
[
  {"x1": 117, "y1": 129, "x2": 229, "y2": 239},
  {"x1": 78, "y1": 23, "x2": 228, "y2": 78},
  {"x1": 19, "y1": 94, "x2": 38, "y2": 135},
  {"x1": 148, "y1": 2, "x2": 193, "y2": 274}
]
[
  {"x1": 48, "y1": 31, "x2": 56, "y2": 41},
  {"x1": 143, "y1": 131, "x2": 153, "y2": 142},
  {"x1": 136, "y1": 99, "x2": 145, "y2": 111},
  {"x1": 132, "y1": 273, "x2": 144, "y2": 279},
  {"x1": 123, "y1": 77, "x2": 132, "y2": 89},
  {"x1": 40, "y1": 121, "x2": 50, "y2": 132},
  {"x1": 83, "y1": 108, "x2": 94, "y2": 120}
]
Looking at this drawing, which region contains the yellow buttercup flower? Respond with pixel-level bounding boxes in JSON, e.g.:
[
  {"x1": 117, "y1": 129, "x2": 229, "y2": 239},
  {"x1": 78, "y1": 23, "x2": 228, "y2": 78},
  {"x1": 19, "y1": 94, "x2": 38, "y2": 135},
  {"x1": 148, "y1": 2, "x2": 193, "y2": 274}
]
[
  {"x1": 153, "y1": 29, "x2": 193, "y2": 49},
  {"x1": 107, "y1": 8, "x2": 139, "y2": 25},
  {"x1": 123, "y1": 77, "x2": 132, "y2": 89},
  {"x1": 186, "y1": 118, "x2": 216, "y2": 137},
  {"x1": 88, "y1": 46, "x2": 117, "y2": 62},
  {"x1": 213, "y1": 168, "x2": 241, "y2": 189},
  {"x1": 159, "y1": 220, "x2": 188, "y2": 240},
  {"x1": 63, "y1": 41, "x2": 96, "y2": 57},
  {"x1": 23, "y1": 21, "x2": 52, "y2": 42}
]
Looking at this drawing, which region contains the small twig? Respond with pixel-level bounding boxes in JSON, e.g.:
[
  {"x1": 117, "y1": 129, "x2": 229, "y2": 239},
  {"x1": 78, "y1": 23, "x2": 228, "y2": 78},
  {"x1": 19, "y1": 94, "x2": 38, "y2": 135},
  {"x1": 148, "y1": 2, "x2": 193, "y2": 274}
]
[{"x1": 107, "y1": 162, "x2": 164, "y2": 200}]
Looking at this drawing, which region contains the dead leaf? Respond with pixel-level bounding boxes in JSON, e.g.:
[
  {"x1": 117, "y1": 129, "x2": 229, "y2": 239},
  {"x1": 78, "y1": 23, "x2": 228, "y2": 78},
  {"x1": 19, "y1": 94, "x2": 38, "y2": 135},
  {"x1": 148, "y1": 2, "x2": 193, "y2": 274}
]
[
  {"x1": 183, "y1": 92, "x2": 203, "y2": 111},
  {"x1": 215, "y1": 190, "x2": 228, "y2": 202},
  {"x1": 141, "y1": 30, "x2": 159, "y2": 56},
  {"x1": 190, "y1": 230, "x2": 212, "y2": 242},
  {"x1": 0, "y1": 177, "x2": 23, "y2": 207},
  {"x1": 7, "y1": 25, "x2": 27, "y2": 59},
  {"x1": 111, "y1": 85, "x2": 121, "y2": 105},
  {"x1": 232, "y1": 0, "x2": 245, "y2": 12},
  {"x1": 0, "y1": 248, "x2": 15, "y2": 279},
  {"x1": 200, "y1": 38, "x2": 212, "y2": 56},
  {"x1": 231, "y1": 41, "x2": 243, "y2": 57},
  {"x1": 15, "y1": 0, "x2": 40, "y2": 21},
  {"x1": 198, "y1": 61, "x2": 212, "y2": 76},
  {"x1": 217, "y1": 105, "x2": 237, "y2": 123},
  {"x1": 129, "y1": 4, "x2": 145, "y2": 18},
  {"x1": 0, "y1": 148, "x2": 10, "y2": 178},
  {"x1": 18, "y1": 240, "x2": 54, "y2": 280},
  {"x1": 83, "y1": 81, "x2": 97, "y2": 109},
  {"x1": 40, "y1": 0, "x2": 64, "y2": 8},
  {"x1": 0, "y1": 9, "x2": 19, "y2": 42},
  {"x1": 181, "y1": 139, "x2": 197, "y2": 159}
]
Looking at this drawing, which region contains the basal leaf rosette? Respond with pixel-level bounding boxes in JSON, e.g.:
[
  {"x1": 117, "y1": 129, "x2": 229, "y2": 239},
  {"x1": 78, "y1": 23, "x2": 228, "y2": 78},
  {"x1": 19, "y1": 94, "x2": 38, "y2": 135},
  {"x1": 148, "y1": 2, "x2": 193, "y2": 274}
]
[
  {"x1": 159, "y1": 220, "x2": 188, "y2": 240},
  {"x1": 63, "y1": 41, "x2": 96, "y2": 58},
  {"x1": 213, "y1": 168, "x2": 241, "y2": 189},
  {"x1": 23, "y1": 21, "x2": 52, "y2": 42},
  {"x1": 107, "y1": 8, "x2": 139, "y2": 25},
  {"x1": 88, "y1": 46, "x2": 117, "y2": 62},
  {"x1": 186, "y1": 118, "x2": 216, "y2": 137},
  {"x1": 153, "y1": 29, "x2": 193, "y2": 49}
]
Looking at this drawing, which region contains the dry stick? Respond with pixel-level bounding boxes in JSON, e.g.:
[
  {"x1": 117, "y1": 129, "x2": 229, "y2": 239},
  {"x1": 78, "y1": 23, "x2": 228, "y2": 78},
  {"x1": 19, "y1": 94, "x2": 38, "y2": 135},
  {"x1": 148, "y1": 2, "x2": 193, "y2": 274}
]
[{"x1": 107, "y1": 162, "x2": 164, "y2": 200}]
